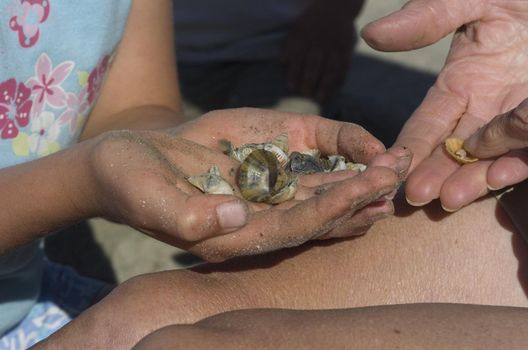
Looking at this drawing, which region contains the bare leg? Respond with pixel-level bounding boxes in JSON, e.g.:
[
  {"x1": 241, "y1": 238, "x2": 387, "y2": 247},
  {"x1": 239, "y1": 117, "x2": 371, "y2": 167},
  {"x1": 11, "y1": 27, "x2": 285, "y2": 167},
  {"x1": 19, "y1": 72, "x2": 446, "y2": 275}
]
[
  {"x1": 35, "y1": 194, "x2": 528, "y2": 349},
  {"x1": 133, "y1": 304, "x2": 528, "y2": 350}
]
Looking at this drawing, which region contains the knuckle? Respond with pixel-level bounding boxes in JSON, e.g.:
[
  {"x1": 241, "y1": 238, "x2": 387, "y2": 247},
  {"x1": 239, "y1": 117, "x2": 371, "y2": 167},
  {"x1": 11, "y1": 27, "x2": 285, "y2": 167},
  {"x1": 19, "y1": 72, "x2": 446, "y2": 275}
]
[{"x1": 508, "y1": 108, "x2": 528, "y2": 136}]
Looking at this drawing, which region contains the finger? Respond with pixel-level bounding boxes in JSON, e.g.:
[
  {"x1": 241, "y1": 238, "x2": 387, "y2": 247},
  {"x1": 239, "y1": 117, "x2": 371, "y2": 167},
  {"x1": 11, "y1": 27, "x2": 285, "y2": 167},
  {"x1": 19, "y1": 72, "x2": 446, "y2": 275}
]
[
  {"x1": 125, "y1": 171, "x2": 250, "y2": 243},
  {"x1": 298, "y1": 170, "x2": 359, "y2": 188},
  {"x1": 361, "y1": 0, "x2": 484, "y2": 52},
  {"x1": 319, "y1": 199, "x2": 395, "y2": 239},
  {"x1": 296, "y1": 147, "x2": 411, "y2": 200},
  {"x1": 307, "y1": 116, "x2": 386, "y2": 163},
  {"x1": 487, "y1": 150, "x2": 528, "y2": 190},
  {"x1": 405, "y1": 146, "x2": 459, "y2": 206},
  {"x1": 369, "y1": 146, "x2": 413, "y2": 180},
  {"x1": 187, "y1": 166, "x2": 399, "y2": 262},
  {"x1": 465, "y1": 100, "x2": 528, "y2": 158},
  {"x1": 394, "y1": 86, "x2": 467, "y2": 173},
  {"x1": 178, "y1": 108, "x2": 386, "y2": 164},
  {"x1": 439, "y1": 160, "x2": 492, "y2": 211}
]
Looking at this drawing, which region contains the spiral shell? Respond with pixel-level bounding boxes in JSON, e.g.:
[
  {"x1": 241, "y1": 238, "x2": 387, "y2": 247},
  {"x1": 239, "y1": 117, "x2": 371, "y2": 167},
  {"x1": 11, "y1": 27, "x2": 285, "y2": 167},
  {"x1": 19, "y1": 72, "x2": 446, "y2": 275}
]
[
  {"x1": 237, "y1": 149, "x2": 298, "y2": 204},
  {"x1": 445, "y1": 138, "x2": 478, "y2": 164}
]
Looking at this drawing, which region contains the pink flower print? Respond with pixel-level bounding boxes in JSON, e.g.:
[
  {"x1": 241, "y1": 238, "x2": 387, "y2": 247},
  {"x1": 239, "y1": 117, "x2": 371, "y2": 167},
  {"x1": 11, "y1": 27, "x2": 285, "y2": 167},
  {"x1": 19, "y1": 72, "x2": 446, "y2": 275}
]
[
  {"x1": 9, "y1": 0, "x2": 51, "y2": 48},
  {"x1": 27, "y1": 53, "x2": 74, "y2": 119},
  {"x1": 0, "y1": 78, "x2": 32, "y2": 139},
  {"x1": 58, "y1": 88, "x2": 89, "y2": 134},
  {"x1": 87, "y1": 55, "x2": 110, "y2": 105}
]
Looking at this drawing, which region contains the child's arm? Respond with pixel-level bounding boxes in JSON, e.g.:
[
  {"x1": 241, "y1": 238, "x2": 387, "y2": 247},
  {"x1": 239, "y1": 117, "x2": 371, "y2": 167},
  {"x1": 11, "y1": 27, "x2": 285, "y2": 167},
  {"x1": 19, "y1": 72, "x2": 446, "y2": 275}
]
[
  {"x1": 80, "y1": 0, "x2": 184, "y2": 141},
  {"x1": 0, "y1": 0, "x2": 183, "y2": 254}
]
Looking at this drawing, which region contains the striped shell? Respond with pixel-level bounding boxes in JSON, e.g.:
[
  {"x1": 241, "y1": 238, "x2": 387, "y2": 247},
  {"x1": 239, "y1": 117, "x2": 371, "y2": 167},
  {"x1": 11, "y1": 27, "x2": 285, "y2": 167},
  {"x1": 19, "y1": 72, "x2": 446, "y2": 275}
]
[{"x1": 237, "y1": 149, "x2": 298, "y2": 204}]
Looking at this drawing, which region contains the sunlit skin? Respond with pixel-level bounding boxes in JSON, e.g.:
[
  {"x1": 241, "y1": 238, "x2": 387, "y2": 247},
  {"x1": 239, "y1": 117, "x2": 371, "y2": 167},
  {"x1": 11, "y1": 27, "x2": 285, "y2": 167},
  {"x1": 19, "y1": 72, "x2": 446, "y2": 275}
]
[{"x1": 362, "y1": 0, "x2": 528, "y2": 211}]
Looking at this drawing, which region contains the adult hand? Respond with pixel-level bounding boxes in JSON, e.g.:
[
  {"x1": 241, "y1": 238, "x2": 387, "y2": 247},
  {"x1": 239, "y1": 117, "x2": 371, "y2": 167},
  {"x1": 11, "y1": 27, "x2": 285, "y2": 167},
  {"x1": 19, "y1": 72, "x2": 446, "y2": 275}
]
[
  {"x1": 463, "y1": 97, "x2": 528, "y2": 188},
  {"x1": 283, "y1": 0, "x2": 365, "y2": 101},
  {"x1": 88, "y1": 108, "x2": 408, "y2": 262},
  {"x1": 362, "y1": 0, "x2": 528, "y2": 210}
]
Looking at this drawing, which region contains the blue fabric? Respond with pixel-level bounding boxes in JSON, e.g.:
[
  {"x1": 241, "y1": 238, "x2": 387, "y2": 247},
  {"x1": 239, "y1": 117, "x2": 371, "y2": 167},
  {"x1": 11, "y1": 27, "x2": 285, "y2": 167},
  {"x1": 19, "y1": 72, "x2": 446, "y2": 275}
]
[
  {"x1": 0, "y1": 261, "x2": 109, "y2": 350},
  {"x1": 0, "y1": 0, "x2": 131, "y2": 336}
]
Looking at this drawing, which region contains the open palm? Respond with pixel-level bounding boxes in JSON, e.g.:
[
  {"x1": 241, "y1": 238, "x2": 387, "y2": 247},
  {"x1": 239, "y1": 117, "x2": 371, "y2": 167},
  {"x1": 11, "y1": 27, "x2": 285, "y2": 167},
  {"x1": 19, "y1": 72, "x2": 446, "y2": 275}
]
[{"x1": 363, "y1": 0, "x2": 528, "y2": 210}]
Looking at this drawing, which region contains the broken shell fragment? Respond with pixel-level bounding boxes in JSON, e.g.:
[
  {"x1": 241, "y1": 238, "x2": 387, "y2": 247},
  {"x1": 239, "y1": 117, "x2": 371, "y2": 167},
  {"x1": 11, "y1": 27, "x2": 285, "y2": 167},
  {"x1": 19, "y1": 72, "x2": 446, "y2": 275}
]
[
  {"x1": 187, "y1": 165, "x2": 234, "y2": 195},
  {"x1": 445, "y1": 138, "x2": 478, "y2": 164}
]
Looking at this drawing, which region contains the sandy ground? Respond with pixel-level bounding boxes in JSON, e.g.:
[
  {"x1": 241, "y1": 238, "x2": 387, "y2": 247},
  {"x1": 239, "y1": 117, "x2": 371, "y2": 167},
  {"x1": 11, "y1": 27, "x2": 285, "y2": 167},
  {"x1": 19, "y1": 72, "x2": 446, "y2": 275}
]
[{"x1": 45, "y1": 0, "x2": 452, "y2": 284}]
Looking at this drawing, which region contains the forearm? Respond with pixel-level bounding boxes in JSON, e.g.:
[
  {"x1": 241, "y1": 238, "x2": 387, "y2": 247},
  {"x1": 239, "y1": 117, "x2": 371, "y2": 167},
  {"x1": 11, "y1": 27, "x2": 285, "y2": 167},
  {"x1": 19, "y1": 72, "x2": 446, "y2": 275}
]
[
  {"x1": 0, "y1": 140, "x2": 96, "y2": 254},
  {"x1": 134, "y1": 304, "x2": 528, "y2": 350},
  {"x1": 79, "y1": 105, "x2": 184, "y2": 141}
]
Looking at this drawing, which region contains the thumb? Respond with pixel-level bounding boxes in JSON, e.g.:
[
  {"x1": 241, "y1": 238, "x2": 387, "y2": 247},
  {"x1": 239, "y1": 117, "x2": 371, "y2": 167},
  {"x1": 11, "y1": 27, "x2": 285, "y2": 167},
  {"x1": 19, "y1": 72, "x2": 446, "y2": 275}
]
[
  {"x1": 361, "y1": 0, "x2": 484, "y2": 51},
  {"x1": 169, "y1": 194, "x2": 249, "y2": 242},
  {"x1": 465, "y1": 99, "x2": 528, "y2": 158}
]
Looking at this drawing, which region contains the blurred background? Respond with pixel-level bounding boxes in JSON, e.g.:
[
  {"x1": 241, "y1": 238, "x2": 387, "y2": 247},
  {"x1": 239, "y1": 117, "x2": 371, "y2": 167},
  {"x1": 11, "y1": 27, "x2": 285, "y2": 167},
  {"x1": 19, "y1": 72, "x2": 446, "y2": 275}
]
[{"x1": 45, "y1": 0, "x2": 452, "y2": 284}]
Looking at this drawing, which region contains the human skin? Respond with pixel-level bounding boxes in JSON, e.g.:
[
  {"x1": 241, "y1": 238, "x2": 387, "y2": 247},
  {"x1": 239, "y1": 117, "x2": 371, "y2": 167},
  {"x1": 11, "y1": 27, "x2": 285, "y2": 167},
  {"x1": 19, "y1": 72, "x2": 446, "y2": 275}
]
[
  {"x1": 133, "y1": 304, "x2": 528, "y2": 350},
  {"x1": 130, "y1": 61, "x2": 528, "y2": 350},
  {"x1": 0, "y1": 0, "x2": 405, "y2": 260},
  {"x1": 361, "y1": 0, "x2": 528, "y2": 211},
  {"x1": 34, "y1": 193, "x2": 528, "y2": 349}
]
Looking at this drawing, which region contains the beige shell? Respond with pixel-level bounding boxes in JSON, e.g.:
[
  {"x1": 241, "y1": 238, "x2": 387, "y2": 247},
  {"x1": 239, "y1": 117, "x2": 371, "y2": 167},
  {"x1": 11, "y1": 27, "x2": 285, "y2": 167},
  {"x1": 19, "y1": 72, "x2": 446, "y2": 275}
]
[
  {"x1": 187, "y1": 166, "x2": 234, "y2": 195},
  {"x1": 220, "y1": 134, "x2": 290, "y2": 167},
  {"x1": 445, "y1": 138, "x2": 478, "y2": 164}
]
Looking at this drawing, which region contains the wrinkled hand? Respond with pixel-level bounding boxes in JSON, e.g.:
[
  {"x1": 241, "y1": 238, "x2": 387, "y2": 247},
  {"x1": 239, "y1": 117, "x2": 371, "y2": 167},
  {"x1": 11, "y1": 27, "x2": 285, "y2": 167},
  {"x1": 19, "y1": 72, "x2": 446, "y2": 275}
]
[
  {"x1": 283, "y1": 0, "x2": 364, "y2": 101},
  {"x1": 463, "y1": 97, "x2": 528, "y2": 187},
  {"x1": 88, "y1": 108, "x2": 409, "y2": 262},
  {"x1": 362, "y1": 0, "x2": 528, "y2": 210}
]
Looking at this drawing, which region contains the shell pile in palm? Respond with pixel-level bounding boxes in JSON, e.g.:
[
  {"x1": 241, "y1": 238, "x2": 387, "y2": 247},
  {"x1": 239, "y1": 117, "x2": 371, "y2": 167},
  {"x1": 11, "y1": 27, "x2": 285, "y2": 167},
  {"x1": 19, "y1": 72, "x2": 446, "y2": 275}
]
[{"x1": 187, "y1": 134, "x2": 366, "y2": 205}]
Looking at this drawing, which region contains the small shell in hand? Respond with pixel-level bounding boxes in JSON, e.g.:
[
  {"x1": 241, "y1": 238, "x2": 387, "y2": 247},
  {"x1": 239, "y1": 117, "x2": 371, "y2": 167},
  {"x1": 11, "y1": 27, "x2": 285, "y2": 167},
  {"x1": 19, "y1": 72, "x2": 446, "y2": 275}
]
[
  {"x1": 187, "y1": 165, "x2": 234, "y2": 195},
  {"x1": 445, "y1": 138, "x2": 478, "y2": 164},
  {"x1": 238, "y1": 149, "x2": 298, "y2": 204}
]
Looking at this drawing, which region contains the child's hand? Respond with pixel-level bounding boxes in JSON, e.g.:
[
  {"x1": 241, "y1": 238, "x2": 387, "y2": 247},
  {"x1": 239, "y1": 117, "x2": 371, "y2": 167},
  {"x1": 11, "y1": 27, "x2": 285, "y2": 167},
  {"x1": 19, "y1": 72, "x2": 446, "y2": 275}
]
[{"x1": 86, "y1": 108, "x2": 408, "y2": 262}]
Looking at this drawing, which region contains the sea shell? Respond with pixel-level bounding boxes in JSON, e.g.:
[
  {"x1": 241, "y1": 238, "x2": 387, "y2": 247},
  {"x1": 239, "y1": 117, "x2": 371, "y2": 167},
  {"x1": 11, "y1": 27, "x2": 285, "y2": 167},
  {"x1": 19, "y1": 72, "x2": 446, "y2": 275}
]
[
  {"x1": 445, "y1": 138, "x2": 478, "y2": 164},
  {"x1": 187, "y1": 165, "x2": 234, "y2": 195},
  {"x1": 221, "y1": 134, "x2": 290, "y2": 167},
  {"x1": 237, "y1": 149, "x2": 298, "y2": 204},
  {"x1": 287, "y1": 151, "x2": 325, "y2": 174}
]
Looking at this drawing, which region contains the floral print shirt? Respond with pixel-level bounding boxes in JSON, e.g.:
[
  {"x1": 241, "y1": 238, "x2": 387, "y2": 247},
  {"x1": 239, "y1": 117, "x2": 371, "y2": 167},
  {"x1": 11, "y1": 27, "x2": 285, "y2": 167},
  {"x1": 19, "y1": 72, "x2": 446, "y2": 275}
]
[{"x1": 0, "y1": 0, "x2": 132, "y2": 336}]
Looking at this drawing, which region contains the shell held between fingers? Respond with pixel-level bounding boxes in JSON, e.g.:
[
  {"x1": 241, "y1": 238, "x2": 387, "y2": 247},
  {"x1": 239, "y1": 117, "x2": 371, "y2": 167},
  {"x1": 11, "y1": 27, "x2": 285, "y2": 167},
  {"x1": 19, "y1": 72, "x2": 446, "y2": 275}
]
[{"x1": 445, "y1": 138, "x2": 479, "y2": 164}]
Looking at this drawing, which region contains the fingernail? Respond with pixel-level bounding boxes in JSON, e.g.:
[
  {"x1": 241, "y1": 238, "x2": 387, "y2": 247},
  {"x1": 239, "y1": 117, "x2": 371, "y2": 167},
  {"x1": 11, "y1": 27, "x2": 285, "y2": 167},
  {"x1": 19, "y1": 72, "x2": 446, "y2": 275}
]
[
  {"x1": 406, "y1": 197, "x2": 432, "y2": 207},
  {"x1": 384, "y1": 189, "x2": 397, "y2": 201},
  {"x1": 389, "y1": 147, "x2": 413, "y2": 176},
  {"x1": 441, "y1": 203, "x2": 460, "y2": 213},
  {"x1": 216, "y1": 200, "x2": 248, "y2": 232},
  {"x1": 487, "y1": 184, "x2": 504, "y2": 191},
  {"x1": 369, "y1": 212, "x2": 394, "y2": 222}
]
